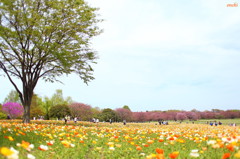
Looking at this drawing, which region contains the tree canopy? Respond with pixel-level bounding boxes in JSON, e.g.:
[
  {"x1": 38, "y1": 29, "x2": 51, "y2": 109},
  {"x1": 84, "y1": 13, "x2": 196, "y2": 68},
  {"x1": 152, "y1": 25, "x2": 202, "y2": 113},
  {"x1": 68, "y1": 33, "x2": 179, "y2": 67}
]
[
  {"x1": 69, "y1": 102, "x2": 92, "y2": 121},
  {"x1": 100, "y1": 108, "x2": 117, "y2": 122},
  {"x1": 0, "y1": 0, "x2": 102, "y2": 123},
  {"x1": 2, "y1": 102, "x2": 24, "y2": 119},
  {"x1": 49, "y1": 104, "x2": 71, "y2": 120}
]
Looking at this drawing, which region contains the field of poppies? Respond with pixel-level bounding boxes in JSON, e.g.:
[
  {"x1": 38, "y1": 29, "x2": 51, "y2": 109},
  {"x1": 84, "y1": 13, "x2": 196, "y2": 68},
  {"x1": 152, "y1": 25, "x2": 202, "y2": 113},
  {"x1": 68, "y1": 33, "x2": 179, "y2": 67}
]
[{"x1": 0, "y1": 120, "x2": 240, "y2": 159}]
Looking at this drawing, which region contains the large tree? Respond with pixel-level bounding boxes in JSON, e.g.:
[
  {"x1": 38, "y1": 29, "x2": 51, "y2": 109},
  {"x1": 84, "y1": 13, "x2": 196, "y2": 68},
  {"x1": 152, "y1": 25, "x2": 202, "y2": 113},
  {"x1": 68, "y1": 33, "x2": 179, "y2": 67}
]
[
  {"x1": 115, "y1": 108, "x2": 132, "y2": 122},
  {"x1": 69, "y1": 102, "x2": 93, "y2": 121},
  {"x1": 100, "y1": 108, "x2": 117, "y2": 122},
  {"x1": 0, "y1": 0, "x2": 101, "y2": 123},
  {"x1": 49, "y1": 104, "x2": 71, "y2": 120}
]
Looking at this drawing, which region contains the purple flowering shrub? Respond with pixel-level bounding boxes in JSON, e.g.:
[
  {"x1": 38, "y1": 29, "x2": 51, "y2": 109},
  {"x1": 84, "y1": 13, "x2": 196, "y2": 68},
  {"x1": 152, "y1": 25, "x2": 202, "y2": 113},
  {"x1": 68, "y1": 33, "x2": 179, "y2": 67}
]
[{"x1": 2, "y1": 102, "x2": 24, "y2": 119}]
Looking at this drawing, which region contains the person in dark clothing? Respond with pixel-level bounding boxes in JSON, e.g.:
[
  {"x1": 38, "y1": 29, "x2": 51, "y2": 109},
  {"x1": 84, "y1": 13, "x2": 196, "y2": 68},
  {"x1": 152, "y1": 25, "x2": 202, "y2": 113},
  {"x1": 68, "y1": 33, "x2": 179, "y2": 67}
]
[{"x1": 64, "y1": 117, "x2": 68, "y2": 124}]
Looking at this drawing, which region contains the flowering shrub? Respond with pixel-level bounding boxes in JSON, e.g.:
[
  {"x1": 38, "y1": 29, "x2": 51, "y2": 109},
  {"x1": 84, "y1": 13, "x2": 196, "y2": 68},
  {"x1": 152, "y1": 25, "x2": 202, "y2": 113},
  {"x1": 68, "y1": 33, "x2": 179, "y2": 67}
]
[{"x1": 2, "y1": 102, "x2": 24, "y2": 119}]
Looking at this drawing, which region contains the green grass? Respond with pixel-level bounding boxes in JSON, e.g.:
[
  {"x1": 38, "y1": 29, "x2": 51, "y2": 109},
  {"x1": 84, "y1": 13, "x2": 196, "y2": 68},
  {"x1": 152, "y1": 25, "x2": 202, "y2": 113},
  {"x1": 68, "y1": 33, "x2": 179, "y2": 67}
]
[{"x1": 194, "y1": 118, "x2": 240, "y2": 125}]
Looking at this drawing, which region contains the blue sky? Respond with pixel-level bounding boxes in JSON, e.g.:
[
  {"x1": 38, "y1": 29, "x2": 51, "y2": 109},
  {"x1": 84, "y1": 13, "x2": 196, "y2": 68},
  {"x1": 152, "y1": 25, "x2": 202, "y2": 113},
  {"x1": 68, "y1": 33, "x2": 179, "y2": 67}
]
[{"x1": 1, "y1": 0, "x2": 240, "y2": 111}]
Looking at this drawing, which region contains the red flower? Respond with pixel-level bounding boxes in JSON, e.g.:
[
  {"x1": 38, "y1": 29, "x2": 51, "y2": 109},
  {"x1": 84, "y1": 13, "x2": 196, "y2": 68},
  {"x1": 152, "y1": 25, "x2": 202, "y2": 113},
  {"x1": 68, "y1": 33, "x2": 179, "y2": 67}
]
[
  {"x1": 226, "y1": 144, "x2": 234, "y2": 152},
  {"x1": 222, "y1": 153, "x2": 230, "y2": 159}
]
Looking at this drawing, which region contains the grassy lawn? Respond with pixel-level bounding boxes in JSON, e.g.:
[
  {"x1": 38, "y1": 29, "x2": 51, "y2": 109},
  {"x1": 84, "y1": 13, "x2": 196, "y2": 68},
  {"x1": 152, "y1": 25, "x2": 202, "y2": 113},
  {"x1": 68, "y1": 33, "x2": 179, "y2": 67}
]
[{"x1": 194, "y1": 118, "x2": 240, "y2": 125}]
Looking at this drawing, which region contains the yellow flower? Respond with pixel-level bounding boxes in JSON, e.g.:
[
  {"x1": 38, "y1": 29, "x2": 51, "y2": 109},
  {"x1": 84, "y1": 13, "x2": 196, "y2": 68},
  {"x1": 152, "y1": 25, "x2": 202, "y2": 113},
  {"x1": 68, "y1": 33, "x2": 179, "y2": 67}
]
[
  {"x1": 8, "y1": 136, "x2": 14, "y2": 141},
  {"x1": 234, "y1": 150, "x2": 240, "y2": 158},
  {"x1": 0, "y1": 147, "x2": 19, "y2": 159},
  {"x1": 116, "y1": 144, "x2": 121, "y2": 148},
  {"x1": 96, "y1": 147, "x2": 102, "y2": 151},
  {"x1": 61, "y1": 140, "x2": 71, "y2": 147},
  {"x1": 107, "y1": 142, "x2": 114, "y2": 146},
  {"x1": 21, "y1": 140, "x2": 30, "y2": 149},
  {"x1": 146, "y1": 153, "x2": 156, "y2": 159},
  {"x1": 17, "y1": 141, "x2": 34, "y2": 151},
  {"x1": 177, "y1": 139, "x2": 185, "y2": 143},
  {"x1": 0, "y1": 147, "x2": 14, "y2": 156}
]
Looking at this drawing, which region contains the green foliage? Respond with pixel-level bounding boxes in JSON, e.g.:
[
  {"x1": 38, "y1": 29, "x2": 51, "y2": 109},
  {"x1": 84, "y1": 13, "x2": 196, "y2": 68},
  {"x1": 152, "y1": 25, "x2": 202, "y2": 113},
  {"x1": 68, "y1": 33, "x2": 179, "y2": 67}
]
[
  {"x1": 99, "y1": 108, "x2": 117, "y2": 122},
  {"x1": 40, "y1": 89, "x2": 73, "y2": 120},
  {"x1": 91, "y1": 107, "x2": 101, "y2": 118},
  {"x1": 41, "y1": 97, "x2": 52, "y2": 120},
  {"x1": 0, "y1": 112, "x2": 7, "y2": 119},
  {"x1": 0, "y1": 104, "x2": 2, "y2": 112},
  {"x1": 51, "y1": 89, "x2": 72, "y2": 106},
  {"x1": 0, "y1": 0, "x2": 102, "y2": 123},
  {"x1": 4, "y1": 90, "x2": 21, "y2": 103},
  {"x1": 30, "y1": 94, "x2": 39, "y2": 108},
  {"x1": 0, "y1": 0, "x2": 102, "y2": 83},
  {"x1": 122, "y1": 105, "x2": 131, "y2": 111},
  {"x1": 49, "y1": 104, "x2": 71, "y2": 119},
  {"x1": 30, "y1": 107, "x2": 45, "y2": 119}
]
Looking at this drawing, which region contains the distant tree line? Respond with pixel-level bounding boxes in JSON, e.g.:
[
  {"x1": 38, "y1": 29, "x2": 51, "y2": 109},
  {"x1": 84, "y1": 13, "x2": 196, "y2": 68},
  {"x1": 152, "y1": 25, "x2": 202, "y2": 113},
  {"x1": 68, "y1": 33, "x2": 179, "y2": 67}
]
[
  {"x1": 131, "y1": 110, "x2": 240, "y2": 122},
  {"x1": 1, "y1": 90, "x2": 240, "y2": 121}
]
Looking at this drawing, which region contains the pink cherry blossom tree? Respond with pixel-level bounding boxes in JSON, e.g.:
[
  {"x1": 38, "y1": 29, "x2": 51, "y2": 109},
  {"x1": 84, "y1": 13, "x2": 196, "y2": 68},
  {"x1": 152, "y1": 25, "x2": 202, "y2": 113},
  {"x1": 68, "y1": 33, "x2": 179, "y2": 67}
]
[
  {"x1": 2, "y1": 102, "x2": 24, "y2": 119},
  {"x1": 68, "y1": 103, "x2": 93, "y2": 121},
  {"x1": 115, "y1": 108, "x2": 132, "y2": 121},
  {"x1": 176, "y1": 112, "x2": 188, "y2": 121}
]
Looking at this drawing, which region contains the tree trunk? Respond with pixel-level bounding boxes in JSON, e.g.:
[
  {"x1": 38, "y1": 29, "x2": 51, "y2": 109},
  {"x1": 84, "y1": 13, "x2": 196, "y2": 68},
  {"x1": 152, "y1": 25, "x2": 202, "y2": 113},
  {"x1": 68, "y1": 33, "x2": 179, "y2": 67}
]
[
  {"x1": 22, "y1": 87, "x2": 33, "y2": 123},
  {"x1": 23, "y1": 105, "x2": 31, "y2": 123}
]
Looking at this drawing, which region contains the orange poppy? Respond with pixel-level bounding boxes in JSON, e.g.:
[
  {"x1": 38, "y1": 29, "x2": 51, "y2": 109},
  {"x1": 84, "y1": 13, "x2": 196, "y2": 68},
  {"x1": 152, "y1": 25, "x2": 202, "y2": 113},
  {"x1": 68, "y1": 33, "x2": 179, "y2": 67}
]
[
  {"x1": 222, "y1": 153, "x2": 230, "y2": 159},
  {"x1": 136, "y1": 146, "x2": 142, "y2": 151},
  {"x1": 156, "y1": 154, "x2": 165, "y2": 159},
  {"x1": 156, "y1": 148, "x2": 164, "y2": 154},
  {"x1": 226, "y1": 144, "x2": 234, "y2": 152},
  {"x1": 169, "y1": 151, "x2": 179, "y2": 158}
]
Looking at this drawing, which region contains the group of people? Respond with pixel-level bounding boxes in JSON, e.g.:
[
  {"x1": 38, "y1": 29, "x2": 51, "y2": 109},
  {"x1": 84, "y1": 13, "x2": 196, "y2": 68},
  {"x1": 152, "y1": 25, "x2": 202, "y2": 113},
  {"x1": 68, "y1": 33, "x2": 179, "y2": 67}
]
[
  {"x1": 158, "y1": 120, "x2": 168, "y2": 125},
  {"x1": 91, "y1": 118, "x2": 127, "y2": 125},
  {"x1": 63, "y1": 116, "x2": 79, "y2": 124},
  {"x1": 92, "y1": 118, "x2": 99, "y2": 123},
  {"x1": 208, "y1": 121, "x2": 222, "y2": 126},
  {"x1": 61, "y1": 117, "x2": 128, "y2": 125},
  {"x1": 229, "y1": 123, "x2": 237, "y2": 126}
]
